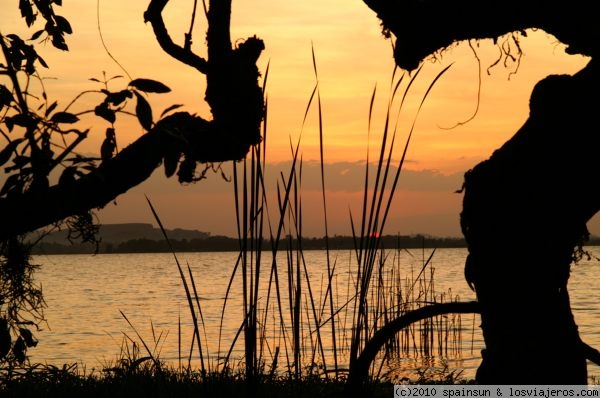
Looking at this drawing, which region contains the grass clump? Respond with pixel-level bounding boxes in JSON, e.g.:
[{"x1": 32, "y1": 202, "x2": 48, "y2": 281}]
[{"x1": 0, "y1": 361, "x2": 401, "y2": 398}]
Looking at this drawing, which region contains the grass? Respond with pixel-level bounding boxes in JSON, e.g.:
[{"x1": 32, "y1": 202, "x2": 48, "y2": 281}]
[{"x1": 0, "y1": 58, "x2": 477, "y2": 396}]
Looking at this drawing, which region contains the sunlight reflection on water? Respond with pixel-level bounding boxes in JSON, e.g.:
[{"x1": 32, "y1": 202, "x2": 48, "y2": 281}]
[{"x1": 30, "y1": 247, "x2": 600, "y2": 380}]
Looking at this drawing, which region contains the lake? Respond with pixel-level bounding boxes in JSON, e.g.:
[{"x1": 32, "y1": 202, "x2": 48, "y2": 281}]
[{"x1": 28, "y1": 247, "x2": 600, "y2": 381}]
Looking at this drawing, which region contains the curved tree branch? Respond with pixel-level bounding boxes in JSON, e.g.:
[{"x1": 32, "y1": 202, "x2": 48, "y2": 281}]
[
  {"x1": 0, "y1": 0, "x2": 266, "y2": 241},
  {"x1": 363, "y1": 0, "x2": 598, "y2": 71},
  {"x1": 346, "y1": 301, "x2": 480, "y2": 391},
  {"x1": 345, "y1": 300, "x2": 600, "y2": 392},
  {"x1": 0, "y1": 111, "x2": 254, "y2": 241},
  {"x1": 144, "y1": 0, "x2": 209, "y2": 73}
]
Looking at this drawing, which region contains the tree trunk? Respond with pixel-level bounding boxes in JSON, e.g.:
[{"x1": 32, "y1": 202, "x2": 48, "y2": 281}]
[
  {"x1": 361, "y1": 0, "x2": 600, "y2": 383},
  {"x1": 461, "y1": 59, "x2": 600, "y2": 383}
]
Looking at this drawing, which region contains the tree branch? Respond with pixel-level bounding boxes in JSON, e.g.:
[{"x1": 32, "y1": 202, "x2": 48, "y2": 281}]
[
  {"x1": 362, "y1": 0, "x2": 598, "y2": 71},
  {"x1": 346, "y1": 301, "x2": 480, "y2": 392},
  {"x1": 144, "y1": 0, "x2": 208, "y2": 73},
  {"x1": 0, "y1": 112, "x2": 254, "y2": 241},
  {"x1": 206, "y1": 0, "x2": 232, "y2": 62},
  {"x1": 345, "y1": 300, "x2": 600, "y2": 392}
]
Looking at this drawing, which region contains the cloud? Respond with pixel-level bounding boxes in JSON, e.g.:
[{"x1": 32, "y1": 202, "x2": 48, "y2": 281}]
[{"x1": 263, "y1": 160, "x2": 465, "y2": 193}]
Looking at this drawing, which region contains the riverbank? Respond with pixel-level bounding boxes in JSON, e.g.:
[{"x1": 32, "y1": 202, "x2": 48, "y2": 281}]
[{"x1": 31, "y1": 234, "x2": 468, "y2": 255}]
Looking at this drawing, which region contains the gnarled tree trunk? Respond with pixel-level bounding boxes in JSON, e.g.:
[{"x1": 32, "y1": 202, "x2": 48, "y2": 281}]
[
  {"x1": 461, "y1": 59, "x2": 599, "y2": 383},
  {"x1": 362, "y1": 0, "x2": 600, "y2": 383}
]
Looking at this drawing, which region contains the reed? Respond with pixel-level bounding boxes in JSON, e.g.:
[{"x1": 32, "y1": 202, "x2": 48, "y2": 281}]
[
  {"x1": 0, "y1": 56, "x2": 476, "y2": 397},
  {"x1": 135, "y1": 58, "x2": 471, "y2": 386}
]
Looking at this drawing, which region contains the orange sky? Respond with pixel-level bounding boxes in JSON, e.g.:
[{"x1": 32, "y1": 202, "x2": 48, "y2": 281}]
[{"x1": 0, "y1": 1, "x2": 593, "y2": 238}]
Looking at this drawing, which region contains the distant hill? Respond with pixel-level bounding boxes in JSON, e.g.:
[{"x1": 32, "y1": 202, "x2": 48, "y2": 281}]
[
  {"x1": 29, "y1": 224, "x2": 600, "y2": 255},
  {"x1": 36, "y1": 223, "x2": 210, "y2": 245},
  {"x1": 31, "y1": 225, "x2": 468, "y2": 254}
]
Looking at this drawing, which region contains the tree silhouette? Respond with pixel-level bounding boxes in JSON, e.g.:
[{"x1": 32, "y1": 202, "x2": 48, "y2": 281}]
[
  {"x1": 363, "y1": 0, "x2": 599, "y2": 384},
  {"x1": 1, "y1": 0, "x2": 598, "y2": 383},
  {"x1": 0, "y1": 0, "x2": 264, "y2": 364},
  {"x1": 0, "y1": 0, "x2": 264, "y2": 241}
]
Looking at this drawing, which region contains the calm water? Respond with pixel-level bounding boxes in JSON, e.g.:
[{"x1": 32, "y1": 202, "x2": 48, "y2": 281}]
[{"x1": 28, "y1": 247, "x2": 600, "y2": 380}]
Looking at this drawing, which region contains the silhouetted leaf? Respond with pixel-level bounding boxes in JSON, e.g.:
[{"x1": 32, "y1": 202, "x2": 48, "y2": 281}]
[
  {"x1": 19, "y1": 0, "x2": 36, "y2": 26},
  {"x1": 0, "y1": 138, "x2": 25, "y2": 167},
  {"x1": 8, "y1": 113, "x2": 34, "y2": 128},
  {"x1": 54, "y1": 15, "x2": 72, "y2": 34},
  {"x1": 19, "y1": 328, "x2": 37, "y2": 347},
  {"x1": 54, "y1": 0, "x2": 63, "y2": 5},
  {"x1": 0, "y1": 84, "x2": 13, "y2": 109},
  {"x1": 134, "y1": 91, "x2": 153, "y2": 131},
  {"x1": 89, "y1": 77, "x2": 101, "y2": 83},
  {"x1": 160, "y1": 104, "x2": 183, "y2": 118},
  {"x1": 129, "y1": 78, "x2": 171, "y2": 93},
  {"x1": 37, "y1": 54, "x2": 48, "y2": 68},
  {"x1": 45, "y1": 101, "x2": 58, "y2": 117},
  {"x1": 51, "y1": 33, "x2": 69, "y2": 51},
  {"x1": 94, "y1": 102, "x2": 116, "y2": 123},
  {"x1": 50, "y1": 111, "x2": 79, "y2": 124},
  {"x1": 106, "y1": 89, "x2": 132, "y2": 106},
  {"x1": 30, "y1": 30, "x2": 44, "y2": 41}
]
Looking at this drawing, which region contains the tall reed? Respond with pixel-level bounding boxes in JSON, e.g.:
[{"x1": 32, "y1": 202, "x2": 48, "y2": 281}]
[{"x1": 144, "y1": 58, "x2": 472, "y2": 387}]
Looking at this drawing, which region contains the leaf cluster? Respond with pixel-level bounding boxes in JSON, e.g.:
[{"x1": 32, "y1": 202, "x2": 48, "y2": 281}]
[{"x1": 19, "y1": 0, "x2": 72, "y2": 51}]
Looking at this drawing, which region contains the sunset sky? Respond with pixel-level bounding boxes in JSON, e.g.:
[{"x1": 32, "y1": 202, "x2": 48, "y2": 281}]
[{"x1": 0, "y1": 1, "x2": 593, "y2": 238}]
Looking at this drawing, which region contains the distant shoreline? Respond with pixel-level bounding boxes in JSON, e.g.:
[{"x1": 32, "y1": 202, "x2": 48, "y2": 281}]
[
  {"x1": 30, "y1": 234, "x2": 600, "y2": 255},
  {"x1": 32, "y1": 234, "x2": 468, "y2": 255}
]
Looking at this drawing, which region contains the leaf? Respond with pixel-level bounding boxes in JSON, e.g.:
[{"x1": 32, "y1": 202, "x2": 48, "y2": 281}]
[
  {"x1": 45, "y1": 101, "x2": 58, "y2": 117},
  {"x1": 129, "y1": 78, "x2": 171, "y2": 93},
  {"x1": 0, "y1": 138, "x2": 24, "y2": 167},
  {"x1": 106, "y1": 89, "x2": 132, "y2": 106},
  {"x1": 51, "y1": 33, "x2": 69, "y2": 51},
  {"x1": 160, "y1": 104, "x2": 183, "y2": 118},
  {"x1": 37, "y1": 54, "x2": 48, "y2": 68},
  {"x1": 10, "y1": 113, "x2": 34, "y2": 128},
  {"x1": 30, "y1": 30, "x2": 45, "y2": 41},
  {"x1": 19, "y1": 328, "x2": 37, "y2": 347},
  {"x1": 94, "y1": 102, "x2": 116, "y2": 124},
  {"x1": 19, "y1": 0, "x2": 36, "y2": 26},
  {"x1": 50, "y1": 111, "x2": 79, "y2": 124},
  {"x1": 54, "y1": 15, "x2": 73, "y2": 35},
  {"x1": 134, "y1": 91, "x2": 153, "y2": 131},
  {"x1": 0, "y1": 85, "x2": 13, "y2": 109}
]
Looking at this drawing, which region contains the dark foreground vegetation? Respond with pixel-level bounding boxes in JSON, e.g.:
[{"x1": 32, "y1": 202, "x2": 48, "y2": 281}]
[
  {"x1": 0, "y1": 369, "x2": 391, "y2": 398},
  {"x1": 0, "y1": 355, "x2": 471, "y2": 398}
]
